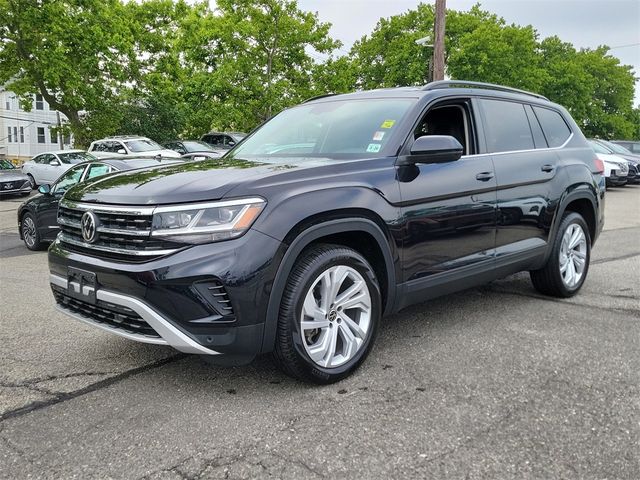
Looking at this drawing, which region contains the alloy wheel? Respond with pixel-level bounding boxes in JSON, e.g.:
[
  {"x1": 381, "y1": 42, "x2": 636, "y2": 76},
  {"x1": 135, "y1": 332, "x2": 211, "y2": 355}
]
[
  {"x1": 559, "y1": 223, "x2": 587, "y2": 289},
  {"x1": 22, "y1": 216, "x2": 37, "y2": 248},
  {"x1": 300, "y1": 265, "x2": 372, "y2": 368}
]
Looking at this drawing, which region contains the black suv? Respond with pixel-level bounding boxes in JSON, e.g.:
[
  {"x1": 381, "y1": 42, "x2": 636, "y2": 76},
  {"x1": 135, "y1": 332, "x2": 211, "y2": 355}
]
[{"x1": 49, "y1": 81, "x2": 605, "y2": 383}]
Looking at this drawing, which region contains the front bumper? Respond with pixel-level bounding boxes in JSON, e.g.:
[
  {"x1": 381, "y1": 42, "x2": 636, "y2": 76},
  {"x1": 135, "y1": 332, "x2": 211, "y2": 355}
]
[
  {"x1": 49, "y1": 228, "x2": 286, "y2": 362},
  {"x1": 0, "y1": 181, "x2": 31, "y2": 195},
  {"x1": 606, "y1": 174, "x2": 627, "y2": 187}
]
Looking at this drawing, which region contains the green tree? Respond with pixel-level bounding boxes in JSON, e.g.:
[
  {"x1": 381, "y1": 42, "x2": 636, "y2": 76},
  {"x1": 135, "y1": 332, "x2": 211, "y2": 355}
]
[{"x1": 0, "y1": 0, "x2": 138, "y2": 145}]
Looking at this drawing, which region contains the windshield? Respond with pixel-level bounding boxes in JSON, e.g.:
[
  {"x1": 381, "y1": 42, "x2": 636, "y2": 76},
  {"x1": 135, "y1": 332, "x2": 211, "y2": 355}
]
[
  {"x1": 0, "y1": 159, "x2": 15, "y2": 170},
  {"x1": 59, "y1": 152, "x2": 96, "y2": 164},
  {"x1": 183, "y1": 141, "x2": 215, "y2": 152},
  {"x1": 601, "y1": 140, "x2": 632, "y2": 155},
  {"x1": 124, "y1": 139, "x2": 163, "y2": 152},
  {"x1": 589, "y1": 141, "x2": 611, "y2": 155},
  {"x1": 231, "y1": 98, "x2": 416, "y2": 159}
]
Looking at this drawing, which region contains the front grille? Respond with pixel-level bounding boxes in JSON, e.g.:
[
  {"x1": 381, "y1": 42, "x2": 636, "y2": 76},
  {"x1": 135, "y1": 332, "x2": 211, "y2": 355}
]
[
  {"x1": 57, "y1": 202, "x2": 183, "y2": 261},
  {"x1": 52, "y1": 286, "x2": 160, "y2": 338},
  {"x1": 0, "y1": 180, "x2": 28, "y2": 191}
]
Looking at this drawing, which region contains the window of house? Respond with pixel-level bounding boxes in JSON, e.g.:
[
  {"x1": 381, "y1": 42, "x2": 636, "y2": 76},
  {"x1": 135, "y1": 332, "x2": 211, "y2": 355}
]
[
  {"x1": 37, "y1": 127, "x2": 46, "y2": 143},
  {"x1": 7, "y1": 127, "x2": 12, "y2": 142},
  {"x1": 20, "y1": 127, "x2": 24, "y2": 143},
  {"x1": 480, "y1": 99, "x2": 534, "y2": 153},
  {"x1": 35, "y1": 94, "x2": 44, "y2": 110},
  {"x1": 51, "y1": 129, "x2": 58, "y2": 144},
  {"x1": 13, "y1": 127, "x2": 17, "y2": 143},
  {"x1": 532, "y1": 106, "x2": 572, "y2": 148},
  {"x1": 5, "y1": 100, "x2": 10, "y2": 110}
]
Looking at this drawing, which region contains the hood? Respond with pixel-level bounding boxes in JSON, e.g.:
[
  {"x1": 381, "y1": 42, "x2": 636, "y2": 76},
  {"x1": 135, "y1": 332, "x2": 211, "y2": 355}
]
[
  {"x1": 0, "y1": 170, "x2": 30, "y2": 182},
  {"x1": 64, "y1": 156, "x2": 341, "y2": 205}
]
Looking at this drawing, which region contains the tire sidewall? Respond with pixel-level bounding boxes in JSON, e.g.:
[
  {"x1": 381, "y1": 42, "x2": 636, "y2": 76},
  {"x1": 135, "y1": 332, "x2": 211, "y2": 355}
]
[
  {"x1": 289, "y1": 248, "x2": 381, "y2": 382},
  {"x1": 552, "y1": 213, "x2": 591, "y2": 296}
]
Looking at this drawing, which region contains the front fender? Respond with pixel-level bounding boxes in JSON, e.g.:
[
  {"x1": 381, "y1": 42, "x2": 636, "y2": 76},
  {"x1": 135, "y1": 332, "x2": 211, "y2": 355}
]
[{"x1": 259, "y1": 217, "x2": 397, "y2": 354}]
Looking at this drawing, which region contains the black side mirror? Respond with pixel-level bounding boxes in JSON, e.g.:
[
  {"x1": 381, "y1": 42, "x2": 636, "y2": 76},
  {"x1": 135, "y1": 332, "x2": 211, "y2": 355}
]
[
  {"x1": 38, "y1": 184, "x2": 51, "y2": 195},
  {"x1": 398, "y1": 135, "x2": 464, "y2": 165}
]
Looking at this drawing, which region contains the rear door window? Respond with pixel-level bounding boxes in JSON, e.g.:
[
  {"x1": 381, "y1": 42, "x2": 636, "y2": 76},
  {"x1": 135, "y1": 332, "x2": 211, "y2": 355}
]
[
  {"x1": 532, "y1": 107, "x2": 572, "y2": 148},
  {"x1": 86, "y1": 163, "x2": 112, "y2": 179},
  {"x1": 480, "y1": 99, "x2": 534, "y2": 153}
]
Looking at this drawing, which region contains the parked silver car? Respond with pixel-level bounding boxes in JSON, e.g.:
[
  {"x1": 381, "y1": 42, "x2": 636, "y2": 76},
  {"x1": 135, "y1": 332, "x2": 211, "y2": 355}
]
[
  {"x1": 21, "y1": 150, "x2": 96, "y2": 187},
  {"x1": 0, "y1": 159, "x2": 32, "y2": 197}
]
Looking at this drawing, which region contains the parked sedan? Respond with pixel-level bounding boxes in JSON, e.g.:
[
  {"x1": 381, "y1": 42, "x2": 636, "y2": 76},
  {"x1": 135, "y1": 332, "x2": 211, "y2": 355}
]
[
  {"x1": 0, "y1": 159, "x2": 32, "y2": 197},
  {"x1": 163, "y1": 140, "x2": 225, "y2": 157},
  {"x1": 18, "y1": 157, "x2": 182, "y2": 250},
  {"x1": 21, "y1": 150, "x2": 96, "y2": 187},
  {"x1": 588, "y1": 141, "x2": 628, "y2": 188},
  {"x1": 181, "y1": 151, "x2": 225, "y2": 161}
]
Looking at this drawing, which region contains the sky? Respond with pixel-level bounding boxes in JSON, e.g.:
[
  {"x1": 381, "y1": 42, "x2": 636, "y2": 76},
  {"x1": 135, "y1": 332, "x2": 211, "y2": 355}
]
[{"x1": 297, "y1": 0, "x2": 640, "y2": 105}]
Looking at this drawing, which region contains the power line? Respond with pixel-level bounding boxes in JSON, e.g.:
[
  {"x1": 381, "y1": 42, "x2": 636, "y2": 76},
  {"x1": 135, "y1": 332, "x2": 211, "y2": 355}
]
[
  {"x1": 0, "y1": 113, "x2": 56, "y2": 125},
  {"x1": 608, "y1": 42, "x2": 640, "y2": 50}
]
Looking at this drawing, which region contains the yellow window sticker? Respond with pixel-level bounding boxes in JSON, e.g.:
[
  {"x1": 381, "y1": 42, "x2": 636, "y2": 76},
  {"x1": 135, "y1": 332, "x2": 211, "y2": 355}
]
[
  {"x1": 380, "y1": 120, "x2": 395, "y2": 129},
  {"x1": 373, "y1": 131, "x2": 385, "y2": 141},
  {"x1": 366, "y1": 143, "x2": 382, "y2": 153}
]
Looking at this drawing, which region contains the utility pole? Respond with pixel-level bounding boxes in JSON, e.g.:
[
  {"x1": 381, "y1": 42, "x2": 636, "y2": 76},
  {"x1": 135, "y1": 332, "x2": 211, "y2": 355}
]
[
  {"x1": 56, "y1": 111, "x2": 63, "y2": 150},
  {"x1": 433, "y1": 0, "x2": 446, "y2": 81}
]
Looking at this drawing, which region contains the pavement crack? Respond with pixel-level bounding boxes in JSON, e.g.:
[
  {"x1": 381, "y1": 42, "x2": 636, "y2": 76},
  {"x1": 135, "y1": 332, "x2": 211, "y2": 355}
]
[
  {"x1": 0, "y1": 354, "x2": 185, "y2": 423},
  {"x1": 592, "y1": 252, "x2": 640, "y2": 264}
]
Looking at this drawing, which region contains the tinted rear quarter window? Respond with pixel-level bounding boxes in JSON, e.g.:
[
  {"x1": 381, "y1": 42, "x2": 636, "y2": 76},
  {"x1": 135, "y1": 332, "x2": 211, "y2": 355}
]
[
  {"x1": 532, "y1": 106, "x2": 572, "y2": 148},
  {"x1": 480, "y1": 99, "x2": 534, "y2": 153}
]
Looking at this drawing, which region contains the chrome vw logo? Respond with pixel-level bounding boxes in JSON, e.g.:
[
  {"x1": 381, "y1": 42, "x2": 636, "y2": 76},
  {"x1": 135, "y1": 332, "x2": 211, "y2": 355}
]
[{"x1": 80, "y1": 211, "x2": 98, "y2": 243}]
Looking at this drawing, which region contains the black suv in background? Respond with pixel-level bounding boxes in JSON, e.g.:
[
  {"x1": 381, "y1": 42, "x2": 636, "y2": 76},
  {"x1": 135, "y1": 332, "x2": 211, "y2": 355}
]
[{"x1": 49, "y1": 81, "x2": 605, "y2": 383}]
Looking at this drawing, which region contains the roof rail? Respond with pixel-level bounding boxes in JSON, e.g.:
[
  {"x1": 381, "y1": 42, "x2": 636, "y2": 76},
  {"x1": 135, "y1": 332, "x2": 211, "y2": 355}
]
[
  {"x1": 303, "y1": 93, "x2": 338, "y2": 103},
  {"x1": 423, "y1": 80, "x2": 549, "y2": 101}
]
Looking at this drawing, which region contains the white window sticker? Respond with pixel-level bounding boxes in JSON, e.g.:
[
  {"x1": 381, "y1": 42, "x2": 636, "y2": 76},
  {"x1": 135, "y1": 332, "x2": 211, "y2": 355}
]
[
  {"x1": 366, "y1": 143, "x2": 382, "y2": 153},
  {"x1": 373, "y1": 131, "x2": 385, "y2": 141}
]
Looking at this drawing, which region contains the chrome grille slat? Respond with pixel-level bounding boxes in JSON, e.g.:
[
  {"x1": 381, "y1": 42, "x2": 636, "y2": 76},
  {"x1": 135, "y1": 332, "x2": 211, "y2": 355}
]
[{"x1": 58, "y1": 201, "x2": 182, "y2": 261}]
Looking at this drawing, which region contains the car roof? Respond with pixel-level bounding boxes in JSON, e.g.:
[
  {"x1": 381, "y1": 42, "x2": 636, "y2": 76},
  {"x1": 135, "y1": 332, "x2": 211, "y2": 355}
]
[
  {"x1": 303, "y1": 80, "x2": 556, "y2": 108},
  {"x1": 33, "y1": 149, "x2": 86, "y2": 156},
  {"x1": 94, "y1": 136, "x2": 150, "y2": 141}
]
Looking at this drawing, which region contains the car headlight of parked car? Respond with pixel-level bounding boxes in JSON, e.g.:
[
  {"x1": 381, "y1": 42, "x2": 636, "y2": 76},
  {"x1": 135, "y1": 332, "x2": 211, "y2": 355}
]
[{"x1": 151, "y1": 197, "x2": 266, "y2": 244}]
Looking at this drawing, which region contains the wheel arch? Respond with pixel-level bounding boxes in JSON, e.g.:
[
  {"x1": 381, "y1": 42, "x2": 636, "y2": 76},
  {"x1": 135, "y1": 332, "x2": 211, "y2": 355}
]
[
  {"x1": 545, "y1": 185, "x2": 598, "y2": 263},
  {"x1": 260, "y1": 216, "x2": 397, "y2": 354}
]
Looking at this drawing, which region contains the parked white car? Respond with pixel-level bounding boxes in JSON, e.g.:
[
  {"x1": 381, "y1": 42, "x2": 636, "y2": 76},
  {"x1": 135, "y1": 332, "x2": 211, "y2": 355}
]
[
  {"x1": 21, "y1": 150, "x2": 96, "y2": 187},
  {"x1": 88, "y1": 136, "x2": 181, "y2": 159},
  {"x1": 588, "y1": 140, "x2": 629, "y2": 188}
]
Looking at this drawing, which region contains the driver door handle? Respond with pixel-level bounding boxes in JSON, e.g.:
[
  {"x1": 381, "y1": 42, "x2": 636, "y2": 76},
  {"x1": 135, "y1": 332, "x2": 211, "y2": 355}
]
[
  {"x1": 541, "y1": 164, "x2": 555, "y2": 173},
  {"x1": 475, "y1": 171, "x2": 495, "y2": 182}
]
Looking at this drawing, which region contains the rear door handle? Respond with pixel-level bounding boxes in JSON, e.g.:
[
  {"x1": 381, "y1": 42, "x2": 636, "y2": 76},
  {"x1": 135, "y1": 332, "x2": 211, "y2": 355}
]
[
  {"x1": 541, "y1": 164, "x2": 555, "y2": 173},
  {"x1": 475, "y1": 171, "x2": 494, "y2": 182}
]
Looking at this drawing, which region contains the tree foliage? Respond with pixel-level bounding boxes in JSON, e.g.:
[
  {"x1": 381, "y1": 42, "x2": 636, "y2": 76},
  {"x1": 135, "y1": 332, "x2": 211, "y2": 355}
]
[{"x1": 0, "y1": 0, "x2": 637, "y2": 144}]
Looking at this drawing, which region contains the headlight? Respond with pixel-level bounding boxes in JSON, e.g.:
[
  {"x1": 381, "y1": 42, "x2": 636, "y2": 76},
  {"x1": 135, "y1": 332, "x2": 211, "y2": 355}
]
[{"x1": 151, "y1": 197, "x2": 265, "y2": 244}]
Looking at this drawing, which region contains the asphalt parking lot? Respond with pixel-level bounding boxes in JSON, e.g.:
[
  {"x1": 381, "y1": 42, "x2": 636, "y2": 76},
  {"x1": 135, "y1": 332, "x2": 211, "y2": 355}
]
[{"x1": 0, "y1": 187, "x2": 638, "y2": 479}]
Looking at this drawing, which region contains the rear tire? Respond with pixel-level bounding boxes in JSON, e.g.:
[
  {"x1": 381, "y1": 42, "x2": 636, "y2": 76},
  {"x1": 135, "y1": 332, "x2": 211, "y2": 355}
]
[
  {"x1": 21, "y1": 212, "x2": 45, "y2": 251},
  {"x1": 530, "y1": 212, "x2": 590, "y2": 297},
  {"x1": 273, "y1": 244, "x2": 381, "y2": 384}
]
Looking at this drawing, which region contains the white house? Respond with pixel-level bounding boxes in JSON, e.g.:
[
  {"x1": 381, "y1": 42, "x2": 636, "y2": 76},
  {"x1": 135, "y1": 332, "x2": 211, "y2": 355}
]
[{"x1": 0, "y1": 88, "x2": 73, "y2": 161}]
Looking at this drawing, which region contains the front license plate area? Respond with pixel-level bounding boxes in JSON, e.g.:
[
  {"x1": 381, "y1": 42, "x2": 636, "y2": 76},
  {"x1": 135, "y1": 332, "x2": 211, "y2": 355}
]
[{"x1": 67, "y1": 267, "x2": 97, "y2": 304}]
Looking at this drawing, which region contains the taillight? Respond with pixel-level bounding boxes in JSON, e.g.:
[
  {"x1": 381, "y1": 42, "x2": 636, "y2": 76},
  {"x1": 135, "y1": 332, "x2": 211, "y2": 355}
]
[{"x1": 594, "y1": 157, "x2": 604, "y2": 174}]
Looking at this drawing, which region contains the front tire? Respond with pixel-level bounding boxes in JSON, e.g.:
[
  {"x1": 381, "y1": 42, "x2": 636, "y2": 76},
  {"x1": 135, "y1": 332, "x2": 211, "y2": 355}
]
[
  {"x1": 27, "y1": 174, "x2": 36, "y2": 189},
  {"x1": 21, "y1": 212, "x2": 45, "y2": 251},
  {"x1": 530, "y1": 212, "x2": 591, "y2": 297},
  {"x1": 273, "y1": 244, "x2": 381, "y2": 384}
]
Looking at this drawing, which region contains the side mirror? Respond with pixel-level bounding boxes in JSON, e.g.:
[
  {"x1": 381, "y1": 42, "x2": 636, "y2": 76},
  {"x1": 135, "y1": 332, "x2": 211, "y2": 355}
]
[
  {"x1": 38, "y1": 184, "x2": 51, "y2": 194},
  {"x1": 228, "y1": 141, "x2": 236, "y2": 147},
  {"x1": 49, "y1": 159, "x2": 61, "y2": 166},
  {"x1": 117, "y1": 149, "x2": 126, "y2": 154},
  {"x1": 399, "y1": 135, "x2": 464, "y2": 165}
]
